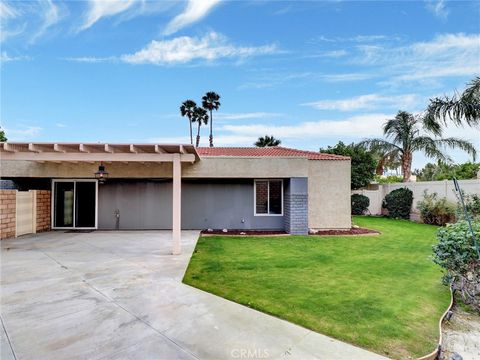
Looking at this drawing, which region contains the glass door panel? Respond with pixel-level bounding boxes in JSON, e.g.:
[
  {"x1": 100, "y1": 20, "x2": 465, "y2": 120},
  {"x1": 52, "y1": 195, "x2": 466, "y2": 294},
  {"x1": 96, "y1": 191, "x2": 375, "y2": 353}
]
[
  {"x1": 75, "y1": 182, "x2": 96, "y2": 228},
  {"x1": 54, "y1": 182, "x2": 74, "y2": 227}
]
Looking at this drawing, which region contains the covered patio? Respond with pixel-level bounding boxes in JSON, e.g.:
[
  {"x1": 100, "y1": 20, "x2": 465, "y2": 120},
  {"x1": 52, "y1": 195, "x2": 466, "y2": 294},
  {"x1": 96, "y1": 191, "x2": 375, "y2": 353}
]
[{"x1": 0, "y1": 142, "x2": 199, "y2": 254}]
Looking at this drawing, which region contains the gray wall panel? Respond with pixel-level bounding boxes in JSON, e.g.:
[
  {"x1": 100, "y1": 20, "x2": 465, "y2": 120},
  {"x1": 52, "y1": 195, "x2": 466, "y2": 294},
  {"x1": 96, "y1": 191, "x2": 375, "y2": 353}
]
[{"x1": 98, "y1": 179, "x2": 284, "y2": 230}]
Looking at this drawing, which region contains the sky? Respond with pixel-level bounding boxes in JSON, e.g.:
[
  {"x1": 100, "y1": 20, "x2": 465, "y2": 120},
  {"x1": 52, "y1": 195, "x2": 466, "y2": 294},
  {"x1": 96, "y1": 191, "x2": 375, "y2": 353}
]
[{"x1": 1, "y1": 0, "x2": 479, "y2": 170}]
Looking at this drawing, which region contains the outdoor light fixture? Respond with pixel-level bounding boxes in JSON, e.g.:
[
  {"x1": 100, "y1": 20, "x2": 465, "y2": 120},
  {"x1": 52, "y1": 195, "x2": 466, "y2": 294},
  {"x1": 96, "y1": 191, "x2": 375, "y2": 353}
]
[{"x1": 95, "y1": 162, "x2": 109, "y2": 184}]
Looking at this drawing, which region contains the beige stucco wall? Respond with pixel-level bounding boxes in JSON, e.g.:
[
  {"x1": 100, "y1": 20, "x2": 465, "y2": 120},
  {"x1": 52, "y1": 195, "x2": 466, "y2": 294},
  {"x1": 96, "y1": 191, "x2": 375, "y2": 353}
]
[
  {"x1": 0, "y1": 157, "x2": 309, "y2": 179},
  {"x1": 1, "y1": 157, "x2": 351, "y2": 230},
  {"x1": 308, "y1": 160, "x2": 351, "y2": 230}
]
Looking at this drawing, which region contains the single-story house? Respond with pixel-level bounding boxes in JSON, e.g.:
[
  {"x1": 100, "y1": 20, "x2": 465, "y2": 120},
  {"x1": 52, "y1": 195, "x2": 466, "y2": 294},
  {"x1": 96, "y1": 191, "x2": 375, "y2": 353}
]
[{"x1": 0, "y1": 142, "x2": 351, "y2": 253}]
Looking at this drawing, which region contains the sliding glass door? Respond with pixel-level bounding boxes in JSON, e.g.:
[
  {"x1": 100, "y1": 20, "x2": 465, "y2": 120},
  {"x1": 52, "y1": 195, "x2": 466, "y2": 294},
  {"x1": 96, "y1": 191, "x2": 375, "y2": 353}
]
[{"x1": 53, "y1": 180, "x2": 97, "y2": 229}]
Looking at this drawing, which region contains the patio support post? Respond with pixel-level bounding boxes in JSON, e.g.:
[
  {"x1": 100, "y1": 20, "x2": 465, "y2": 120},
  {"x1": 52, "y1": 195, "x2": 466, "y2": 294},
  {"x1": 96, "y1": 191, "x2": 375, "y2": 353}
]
[{"x1": 172, "y1": 153, "x2": 182, "y2": 255}]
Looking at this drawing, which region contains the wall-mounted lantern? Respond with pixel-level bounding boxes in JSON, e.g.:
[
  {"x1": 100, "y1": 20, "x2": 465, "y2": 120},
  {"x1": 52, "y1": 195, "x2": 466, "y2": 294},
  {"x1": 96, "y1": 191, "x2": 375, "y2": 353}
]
[{"x1": 95, "y1": 163, "x2": 109, "y2": 184}]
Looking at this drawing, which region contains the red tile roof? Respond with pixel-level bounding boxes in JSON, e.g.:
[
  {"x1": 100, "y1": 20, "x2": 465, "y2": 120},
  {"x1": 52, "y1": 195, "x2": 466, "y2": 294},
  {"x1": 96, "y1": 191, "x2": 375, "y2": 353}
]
[{"x1": 196, "y1": 147, "x2": 350, "y2": 161}]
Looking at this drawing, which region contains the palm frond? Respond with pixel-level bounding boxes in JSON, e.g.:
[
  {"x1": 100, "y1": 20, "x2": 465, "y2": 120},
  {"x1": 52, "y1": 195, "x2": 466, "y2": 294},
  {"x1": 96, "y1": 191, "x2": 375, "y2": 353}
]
[
  {"x1": 425, "y1": 76, "x2": 480, "y2": 127},
  {"x1": 436, "y1": 137, "x2": 477, "y2": 161}
]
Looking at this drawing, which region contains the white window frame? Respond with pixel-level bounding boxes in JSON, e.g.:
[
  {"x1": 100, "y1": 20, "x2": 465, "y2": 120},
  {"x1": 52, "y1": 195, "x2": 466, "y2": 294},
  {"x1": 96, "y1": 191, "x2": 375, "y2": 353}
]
[
  {"x1": 254, "y1": 179, "x2": 284, "y2": 216},
  {"x1": 51, "y1": 179, "x2": 98, "y2": 230}
]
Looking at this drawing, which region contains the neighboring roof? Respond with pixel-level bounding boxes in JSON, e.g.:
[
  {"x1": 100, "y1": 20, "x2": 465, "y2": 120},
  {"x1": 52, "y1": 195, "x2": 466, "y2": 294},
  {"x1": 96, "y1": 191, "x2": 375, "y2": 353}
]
[{"x1": 196, "y1": 146, "x2": 350, "y2": 161}]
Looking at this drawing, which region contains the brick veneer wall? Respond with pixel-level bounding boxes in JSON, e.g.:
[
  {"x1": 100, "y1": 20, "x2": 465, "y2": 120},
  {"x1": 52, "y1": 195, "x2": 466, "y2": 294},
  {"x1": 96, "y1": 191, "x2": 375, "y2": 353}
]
[
  {"x1": 0, "y1": 190, "x2": 16, "y2": 239},
  {"x1": 36, "y1": 190, "x2": 51, "y2": 232}
]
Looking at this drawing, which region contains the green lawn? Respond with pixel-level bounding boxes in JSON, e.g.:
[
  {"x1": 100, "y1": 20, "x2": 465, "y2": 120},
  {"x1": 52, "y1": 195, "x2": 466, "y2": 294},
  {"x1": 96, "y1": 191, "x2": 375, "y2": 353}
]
[{"x1": 183, "y1": 216, "x2": 451, "y2": 358}]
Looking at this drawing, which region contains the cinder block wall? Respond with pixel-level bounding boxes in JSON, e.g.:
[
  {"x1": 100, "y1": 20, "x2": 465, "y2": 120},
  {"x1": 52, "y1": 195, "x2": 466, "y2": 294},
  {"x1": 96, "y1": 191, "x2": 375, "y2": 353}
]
[
  {"x1": 0, "y1": 190, "x2": 16, "y2": 239},
  {"x1": 36, "y1": 190, "x2": 51, "y2": 232}
]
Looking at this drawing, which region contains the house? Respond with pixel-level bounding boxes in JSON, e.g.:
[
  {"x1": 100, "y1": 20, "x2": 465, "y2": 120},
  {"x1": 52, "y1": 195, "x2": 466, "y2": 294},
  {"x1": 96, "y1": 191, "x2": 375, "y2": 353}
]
[{"x1": 0, "y1": 142, "x2": 351, "y2": 253}]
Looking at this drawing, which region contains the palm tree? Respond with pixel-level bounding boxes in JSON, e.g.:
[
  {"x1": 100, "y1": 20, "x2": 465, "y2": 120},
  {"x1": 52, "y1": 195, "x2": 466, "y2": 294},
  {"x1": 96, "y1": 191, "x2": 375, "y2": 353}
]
[
  {"x1": 201, "y1": 91, "x2": 221, "y2": 147},
  {"x1": 180, "y1": 100, "x2": 197, "y2": 145},
  {"x1": 359, "y1": 111, "x2": 476, "y2": 182},
  {"x1": 255, "y1": 135, "x2": 281, "y2": 147},
  {"x1": 424, "y1": 76, "x2": 480, "y2": 130},
  {"x1": 192, "y1": 107, "x2": 209, "y2": 147}
]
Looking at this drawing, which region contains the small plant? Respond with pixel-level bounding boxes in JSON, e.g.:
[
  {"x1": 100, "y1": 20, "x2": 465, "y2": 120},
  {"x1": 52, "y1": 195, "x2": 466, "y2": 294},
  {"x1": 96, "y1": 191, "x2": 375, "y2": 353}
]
[
  {"x1": 463, "y1": 193, "x2": 480, "y2": 219},
  {"x1": 417, "y1": 191, "x2": 456, "y2": 226},
  {"x1": 382, "y1": 188, "x2": 413, "y2": 219},
  {"x1": 351, "y1": 194, "x2": 370, "y2": 215},
  {"x1": 433, "y1": 220, "x2": 480, "y2": 312},
  {"x1": 374, "y1": 175, "x2": 403, "y2": 184}
]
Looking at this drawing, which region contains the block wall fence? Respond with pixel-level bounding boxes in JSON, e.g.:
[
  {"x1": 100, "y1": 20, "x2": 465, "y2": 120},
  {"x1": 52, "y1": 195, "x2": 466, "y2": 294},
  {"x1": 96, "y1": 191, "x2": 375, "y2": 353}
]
[{"x1": 353, "y1": 179, "x2": 480, "y2": 219}]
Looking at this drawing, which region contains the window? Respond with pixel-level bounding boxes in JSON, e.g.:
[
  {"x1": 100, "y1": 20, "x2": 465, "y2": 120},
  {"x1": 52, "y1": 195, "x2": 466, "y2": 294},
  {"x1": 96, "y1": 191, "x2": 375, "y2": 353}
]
[{"x1": 254, "y1": 180, "x2": 283, "y2": 216}]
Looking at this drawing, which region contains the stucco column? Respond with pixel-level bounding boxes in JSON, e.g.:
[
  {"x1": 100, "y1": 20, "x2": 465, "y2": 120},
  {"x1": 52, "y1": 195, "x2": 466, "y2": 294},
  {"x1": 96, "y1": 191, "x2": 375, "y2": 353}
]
[{"x1": 172, "y1": 154, "x2": 182, "y2": 255}]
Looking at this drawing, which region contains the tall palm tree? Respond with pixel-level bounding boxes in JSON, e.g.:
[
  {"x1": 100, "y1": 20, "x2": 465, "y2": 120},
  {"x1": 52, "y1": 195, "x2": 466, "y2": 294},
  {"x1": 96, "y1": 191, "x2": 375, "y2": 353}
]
[
  {"x1": 180, "y1": 100, "x2": 197, "y2": 145},
  {"x1": 255, "y1": 135, "x2": 281, "y2": 147},
  {"x1": 201, "y1": 91, "x2": 221, "y2": 147},
  {"x1": 359, "y1": 111, "x2": 476, "y2": 182},
  {"x1": 192, "y1": 107, "x2": 209, "y2": 147},
  {"x1": 424, "y1": 76, "x2": 480, "y2": 131}
]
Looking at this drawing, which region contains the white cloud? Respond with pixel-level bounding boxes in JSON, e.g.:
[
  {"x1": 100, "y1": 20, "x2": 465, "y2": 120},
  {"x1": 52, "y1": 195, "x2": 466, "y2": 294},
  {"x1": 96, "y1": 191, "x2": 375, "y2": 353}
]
[
  {"x1": 426, "y1": 0, "x2": 449, "y2": 20},
  {"x1": 303, "y1": 94, "x2": 418, "y2": 111},
  {"x1": 356, "y1": 33, "x2": 480, "y2": 84},
  {"x1": 64, "y1": 56, "x2": 115, "y2": 63},
  {"x1": 0, "y1": 51, "x2": 30, "y2": 63},
  {"x1": 220, "y1": 114, "x2": 391, "y2": 139},
  {"x1": 308, "y1": 50, "x2": 348, "y2": 58},
  {"x1": 321, "y1": 73, "x2": 373, "y2": 82},
  {"x1": 30, "y1": 0, "x2": 61, "y2": 43},
  {"x1": 0, "y1": 2, "x2": 18, "y2": 19},
  {"x1": 121, "y1": 32, "x2": 277, "y2": 65},
  {"x1": 0, "y1": 1, "x2": 62, "y2": 42},
  {"x1": 148, "y1": 135, "x2": 254, "y2": 146},
  {"x1": 163, "y1": 0, "x2": 220, "y2": 35},
  {"x1": 216, "y1": 112, "x2": 284, "y2": 120},
  {"x1": 4, "y1": 126, "x2": 42, "y2": 140},
  {"x1": 79, "y1": 0, "x2": 137, "y2": 31},
  {"x1": 309, "y1": 34, "x2": 395, "y2": 43}
]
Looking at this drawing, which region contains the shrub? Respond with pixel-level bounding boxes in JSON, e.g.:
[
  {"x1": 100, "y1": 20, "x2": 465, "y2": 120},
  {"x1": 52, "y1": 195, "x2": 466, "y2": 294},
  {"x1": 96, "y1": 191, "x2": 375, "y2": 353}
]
[
  {"x1": 433, "y1": 220, "x2": 480, "y2": 312},
  {"x1": 464, "y1": 193, "x2": 480, "y2": 219},
  {"x1": 382, "y1": 188, "x2": 413, "y2": 219},
  {"x1": 351, "y1": 194, "x2": 370, "y2": 215},
  {"x1": 417, "y1": 191, "x2": 456, "y2": 226},
  {"x1": 374, "y1": 175, "x2": 403, "y2": 184}
]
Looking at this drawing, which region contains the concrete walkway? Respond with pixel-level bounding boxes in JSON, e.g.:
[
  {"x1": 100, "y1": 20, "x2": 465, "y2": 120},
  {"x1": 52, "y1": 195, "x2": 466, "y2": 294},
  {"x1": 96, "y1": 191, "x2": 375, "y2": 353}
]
[{"x1": 1, "y1": 231, "x2": 388, "y2": 360}]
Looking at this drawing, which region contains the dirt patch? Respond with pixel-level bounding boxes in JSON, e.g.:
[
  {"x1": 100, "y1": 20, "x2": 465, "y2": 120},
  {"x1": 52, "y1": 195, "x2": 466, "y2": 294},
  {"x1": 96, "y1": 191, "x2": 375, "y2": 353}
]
[
  {"x1": 309, "y1": 227, "x2": 380, "y2": 236},
  {"x1": 441, "y1": 307, "x2": 480, "y2": 360}
]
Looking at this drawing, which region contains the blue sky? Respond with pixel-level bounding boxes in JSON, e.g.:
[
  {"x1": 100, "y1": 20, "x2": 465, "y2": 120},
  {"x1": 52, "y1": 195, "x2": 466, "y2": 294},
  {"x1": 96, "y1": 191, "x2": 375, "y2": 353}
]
[{"x1": 1, "y1": 0, "x2": 479, "y2": 169}]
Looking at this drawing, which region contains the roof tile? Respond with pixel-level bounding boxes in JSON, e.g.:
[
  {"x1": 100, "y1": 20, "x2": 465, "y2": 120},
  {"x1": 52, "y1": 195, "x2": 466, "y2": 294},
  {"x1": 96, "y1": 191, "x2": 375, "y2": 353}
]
[{"x1": 196, "y1": 147, "x2": 350, "y2": 160}]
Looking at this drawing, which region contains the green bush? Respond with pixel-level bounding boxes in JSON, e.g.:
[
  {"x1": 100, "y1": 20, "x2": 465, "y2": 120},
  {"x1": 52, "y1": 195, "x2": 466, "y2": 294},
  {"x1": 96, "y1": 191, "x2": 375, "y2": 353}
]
[
  {"x1": 382, "y1": 188, "x2": 413, "y2": 219},
  {"x1": 464, "y1": 193, "x2": 480, "y2": 219},
  {"x1": 351, "y1": 194, "x2": 370, "y2": 215},
  {"x1": 374, "y1": 175, "x2": 403, "y2": 184},
  {"x1": 433, "y1": 220, "x2": 480, "y2": 312},
  {"x1": 417, "y1": 191, "x2": 456, "y2": 226}
]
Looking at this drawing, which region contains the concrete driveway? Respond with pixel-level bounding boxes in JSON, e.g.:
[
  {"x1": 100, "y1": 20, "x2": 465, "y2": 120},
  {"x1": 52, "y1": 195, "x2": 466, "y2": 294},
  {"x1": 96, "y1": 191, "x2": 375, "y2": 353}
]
[{"x1": 1, "y1": 231, "x2": 388, "y2": 360}]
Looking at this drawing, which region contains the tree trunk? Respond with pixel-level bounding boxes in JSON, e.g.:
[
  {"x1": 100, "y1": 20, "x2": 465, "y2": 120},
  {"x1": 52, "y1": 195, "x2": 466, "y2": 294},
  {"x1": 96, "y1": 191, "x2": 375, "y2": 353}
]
[
  {"x1": 401, "y1": 152, "x2": 413, "y2": 182},
  {"x1": 209, "y1": 109, "x2": 213, "y2": 147},
  {"x1": 375, "y1": 158, "x2": 385, "y2": 176},
  {"x1": 196, "y1": 124, "x2": 201, "y2": 147},
  {"x1": 188, "y1": 117, "x2": 193, "y2": 145}
]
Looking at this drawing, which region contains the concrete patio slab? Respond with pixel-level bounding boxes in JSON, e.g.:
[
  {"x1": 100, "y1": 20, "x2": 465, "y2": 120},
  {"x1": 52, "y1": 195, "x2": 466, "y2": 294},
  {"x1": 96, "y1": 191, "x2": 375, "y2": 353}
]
[{"x1": 1, "y1": 231, "x2": 388, "y2": 360}]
